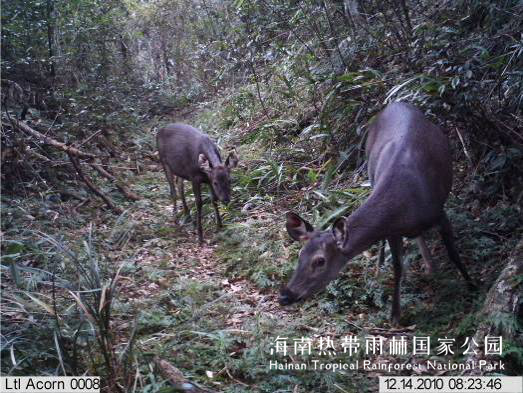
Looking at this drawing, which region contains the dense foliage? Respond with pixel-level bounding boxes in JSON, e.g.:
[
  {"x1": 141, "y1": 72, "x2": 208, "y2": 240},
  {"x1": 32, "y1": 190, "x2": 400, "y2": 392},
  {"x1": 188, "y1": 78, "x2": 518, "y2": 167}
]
[
  {"x1": 1, "y1": 0, "x2": 522, "y2": 391},
  {"x1": 3, "y1": 0, "x2": 522, "y2": 198}
]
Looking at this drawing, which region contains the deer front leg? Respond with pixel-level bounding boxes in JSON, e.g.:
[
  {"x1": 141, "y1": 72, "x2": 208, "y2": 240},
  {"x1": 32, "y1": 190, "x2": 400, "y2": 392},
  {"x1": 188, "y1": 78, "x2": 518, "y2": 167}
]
[
  {"x1": 210, "y1": 187, "x2": 222, "y2": 230},
  {"x1": 388, "y1": 236, "x2": 403, "y2": 326},
  {"x1": 192, "y1": 181, "x2": 204, "y2": 244}
]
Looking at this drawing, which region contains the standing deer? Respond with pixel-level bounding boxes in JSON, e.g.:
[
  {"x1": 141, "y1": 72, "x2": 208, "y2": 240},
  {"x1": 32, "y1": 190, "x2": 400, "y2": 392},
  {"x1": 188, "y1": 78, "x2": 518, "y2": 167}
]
[
  {"x1": 279, "y1": 102, "x2": 476, "y2": 324},
  {"x1": 157, "y1": 123, "x2": 238, "y2": 244}
]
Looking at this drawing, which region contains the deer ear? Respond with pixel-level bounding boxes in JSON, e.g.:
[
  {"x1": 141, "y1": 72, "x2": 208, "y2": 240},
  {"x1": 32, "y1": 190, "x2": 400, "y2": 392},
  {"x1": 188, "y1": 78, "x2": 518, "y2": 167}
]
[
  {"x1": 286, "y1": 211, "x2": 314, "y2": 242},
  {"x1": 332, "y1": 217, "x2": 349, "y2": 249},
  {"x1": 225, "y1": 150, "x2": 239, "y2": 169},
  {"x1": 198, "y1": 154, "x2": 211, "y2": 173}
]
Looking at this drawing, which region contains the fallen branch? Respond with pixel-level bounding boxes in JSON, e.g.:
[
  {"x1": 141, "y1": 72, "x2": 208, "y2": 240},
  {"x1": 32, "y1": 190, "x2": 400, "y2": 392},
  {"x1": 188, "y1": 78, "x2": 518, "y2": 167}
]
[
  {"x1": 55, "y1": 189, "x2": 86, "y2": 202},
  {"x1": 13, "y1": 118, "x2": 96, "y2": 159},
  {"x1": 68, "y1": 153, "x2": 123, "y2": 214},
  {"x1": 90, "y1": 163, "x2": 140, "y2": 201},
  {"x1": 25, "y1": 148, "x2": 52, "y2": 162}
]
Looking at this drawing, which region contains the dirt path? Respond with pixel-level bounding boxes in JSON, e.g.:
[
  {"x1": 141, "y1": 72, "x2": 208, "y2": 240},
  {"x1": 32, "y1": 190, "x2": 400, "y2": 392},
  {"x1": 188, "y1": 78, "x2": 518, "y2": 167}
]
[
  {"x1": 126, "y1": 190, "x2": 291, "y2": 325},
  {"x1": 109, "y1": 169, "x2": 302, "y2": 390},
  {"x1": 120, "y1": 109, "x2": 426, "y2": 392},
  {"x1": 134, "y1": 110, "x2": 293, "y2": 328}
]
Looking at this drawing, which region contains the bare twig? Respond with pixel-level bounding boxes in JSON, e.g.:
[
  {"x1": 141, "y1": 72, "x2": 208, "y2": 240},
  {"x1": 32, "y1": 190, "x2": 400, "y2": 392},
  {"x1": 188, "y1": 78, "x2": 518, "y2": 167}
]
[
  {"x1": 69, "y1": 154, "x2": 123, "y2": 214},
  {"x1": 25, "y1": 148, "x2": 52, "y2": 162},
  {"x1": 247, "y1": 59, "x2": 270, "y2": 120},
  {"x1": 454, "y1": 127, "x2": 472, "y2": 163},
  {"x1": 78, "y1": 129, "x2": 104, "y2": 148}
]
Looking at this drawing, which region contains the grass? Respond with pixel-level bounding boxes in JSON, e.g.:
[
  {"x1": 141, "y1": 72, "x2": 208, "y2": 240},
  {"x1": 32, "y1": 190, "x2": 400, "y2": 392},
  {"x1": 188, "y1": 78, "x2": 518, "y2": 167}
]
[{"x1": 1, "y1": 85, "x2": 522, "y2": 391}]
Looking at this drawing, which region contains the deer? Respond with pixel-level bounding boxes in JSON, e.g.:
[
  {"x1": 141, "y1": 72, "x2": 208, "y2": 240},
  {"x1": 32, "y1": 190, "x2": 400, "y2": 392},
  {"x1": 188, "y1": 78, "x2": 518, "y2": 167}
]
[
  {"x1": 157, "y1": 123, "x2": 238, "y2": 244},
  {"x1": 279, "y1": 102, "x2": 476, "y2": 325}
]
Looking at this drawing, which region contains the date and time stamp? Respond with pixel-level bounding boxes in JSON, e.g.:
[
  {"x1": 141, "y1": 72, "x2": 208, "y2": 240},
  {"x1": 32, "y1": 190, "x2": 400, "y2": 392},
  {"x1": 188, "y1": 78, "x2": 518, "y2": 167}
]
[
  {"x1": 379, "y1": 376, "x2": 522, "y2": 393},
  {"x1": 0, "y1": 375, "x2": 521, "y2": 392}
]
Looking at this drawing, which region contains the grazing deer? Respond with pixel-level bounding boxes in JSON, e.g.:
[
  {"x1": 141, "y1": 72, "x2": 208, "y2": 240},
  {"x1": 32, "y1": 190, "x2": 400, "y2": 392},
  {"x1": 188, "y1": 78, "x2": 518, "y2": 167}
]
[
  {"x1": 157, "y1": 123, "x2": 238, "y2": 244},
  {"x1": 279, "y1": 102, "x2": 476, "y2": 324}
]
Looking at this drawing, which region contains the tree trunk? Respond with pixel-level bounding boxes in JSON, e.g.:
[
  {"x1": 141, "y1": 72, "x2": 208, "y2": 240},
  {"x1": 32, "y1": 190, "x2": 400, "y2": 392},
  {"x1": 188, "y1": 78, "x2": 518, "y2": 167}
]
[
  {"x1": 46, "y1": 0, "x2": 56, "y2": 78},
  {"x1": 464, "y1": 238, "x2": 523, "y2": 375}
]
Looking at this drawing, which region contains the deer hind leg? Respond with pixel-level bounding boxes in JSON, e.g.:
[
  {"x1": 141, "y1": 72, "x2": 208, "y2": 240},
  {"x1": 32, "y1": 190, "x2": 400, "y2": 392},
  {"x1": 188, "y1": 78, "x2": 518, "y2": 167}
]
[
  {"x1": 416, "y1": 235, "x2": 437, "y2": 274},
  {"x1": 177, "y1": 177, "x2": 191, "y2": 221},
  {"x1": 387, "y1": 236, "x2": 403, "y2": 326},
  {"x1": 438, "y1": 212, "x2": 477, "y2": 289},
  {"x1": 161, "y1": 161, "x2": 178, "y2": 222}
]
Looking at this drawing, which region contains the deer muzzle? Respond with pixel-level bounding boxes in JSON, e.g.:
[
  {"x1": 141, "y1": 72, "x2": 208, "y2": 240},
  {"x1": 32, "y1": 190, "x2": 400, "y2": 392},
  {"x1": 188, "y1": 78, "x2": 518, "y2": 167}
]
[{"x1": 279, "y1": 287, "x2": 298, "y2": 306}]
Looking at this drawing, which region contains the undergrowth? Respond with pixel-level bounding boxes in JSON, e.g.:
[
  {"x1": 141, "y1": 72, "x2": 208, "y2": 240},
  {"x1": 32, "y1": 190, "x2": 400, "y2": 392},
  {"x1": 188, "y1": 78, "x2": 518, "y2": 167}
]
[{"x1": 3, "y1": 32, "x2": 523, "y2": 393}]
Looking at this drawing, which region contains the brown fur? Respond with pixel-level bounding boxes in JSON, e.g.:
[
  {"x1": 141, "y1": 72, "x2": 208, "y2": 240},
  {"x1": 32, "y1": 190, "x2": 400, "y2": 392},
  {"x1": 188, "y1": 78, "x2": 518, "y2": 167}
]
[
  {"x1": 280, "y1": 102, "x2": 476, "y2": 325},
  {"x1": 157, "y1": 123, "x2": 238, "y2": 244}
]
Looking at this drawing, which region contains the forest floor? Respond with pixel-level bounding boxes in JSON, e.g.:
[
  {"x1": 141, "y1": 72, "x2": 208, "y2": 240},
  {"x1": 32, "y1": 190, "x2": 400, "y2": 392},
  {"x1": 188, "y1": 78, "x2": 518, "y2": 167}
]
[
  {"x1": 105, "y1": 107, "x2": 521, "y2": 391},
  {"x1": 2, "y1": 106, "x2": 521, "y2": 392}
]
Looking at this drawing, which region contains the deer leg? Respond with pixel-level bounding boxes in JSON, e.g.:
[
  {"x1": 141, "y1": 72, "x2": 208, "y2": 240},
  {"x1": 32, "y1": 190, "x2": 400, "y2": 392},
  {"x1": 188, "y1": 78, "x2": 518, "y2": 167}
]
[
  {"x1": 387, "y1": 236, "x2": 403, "y2": 326},
  {"x1": 161, "y1": 161, "x2": 178, "y2": 222},
  {"x1": 416, "y1": 235, "x2": 437, "y2": 274},
  {"x1": 177, "y1": 177, "x2": 191, "y2": 220},
  {"x1": 375, "y1": 240, "x2": 386, "y2": 277},
  {"x1": 210, "y1": 188, "x2": 222, "y2": 230},
  {"x1": 192, "y1": 181, "x2": 204, "y2": 244},
  {"x1": 438, "y1": 212, "x2": 476, "y2": 289}
]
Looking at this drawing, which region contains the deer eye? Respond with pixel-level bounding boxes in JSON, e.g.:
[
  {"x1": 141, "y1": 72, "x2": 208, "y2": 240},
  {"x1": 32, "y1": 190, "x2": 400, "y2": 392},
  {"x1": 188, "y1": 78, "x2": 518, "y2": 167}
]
[{"x1": 313, "y1": 257, "x2": 326, "y2": 269}]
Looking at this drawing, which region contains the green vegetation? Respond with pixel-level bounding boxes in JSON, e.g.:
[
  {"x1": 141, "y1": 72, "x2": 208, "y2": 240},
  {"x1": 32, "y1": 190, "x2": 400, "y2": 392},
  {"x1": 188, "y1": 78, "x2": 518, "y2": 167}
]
[{"x1": 1, "y1": 0, "x2": 522, "y2": 391}]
